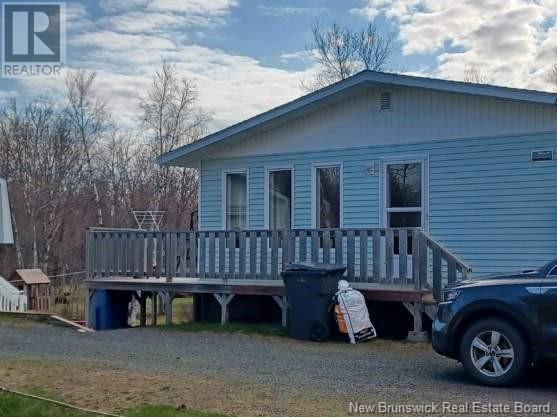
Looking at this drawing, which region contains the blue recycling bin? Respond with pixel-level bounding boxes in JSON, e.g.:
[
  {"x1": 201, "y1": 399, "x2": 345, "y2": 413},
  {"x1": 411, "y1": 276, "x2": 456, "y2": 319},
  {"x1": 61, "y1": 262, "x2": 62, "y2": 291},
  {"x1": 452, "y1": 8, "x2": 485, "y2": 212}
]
[{"x1": 90, "y1": 290, "x2": 131, "y2": 330}]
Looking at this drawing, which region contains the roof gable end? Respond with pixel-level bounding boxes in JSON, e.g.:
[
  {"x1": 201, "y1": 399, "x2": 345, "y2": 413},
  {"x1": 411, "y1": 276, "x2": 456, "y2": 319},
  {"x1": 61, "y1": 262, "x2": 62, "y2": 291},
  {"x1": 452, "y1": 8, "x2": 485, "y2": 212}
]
[{"x1": 159, "y1": 71, "x2": 557, "y2": 167}]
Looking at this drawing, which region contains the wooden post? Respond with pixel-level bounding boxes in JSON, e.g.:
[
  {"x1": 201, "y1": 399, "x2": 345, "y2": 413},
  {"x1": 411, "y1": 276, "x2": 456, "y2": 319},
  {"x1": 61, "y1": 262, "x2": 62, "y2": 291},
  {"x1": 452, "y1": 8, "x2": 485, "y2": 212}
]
[
  {"x1": 272, "y1": 295, "x2": 288, "y2": 327},
  {"x1": 151, "y1": 292, "x2": 157, "y2": 326},
  {"x1": 139, "y1": 293, "x2": 147, "y2": 327},
  {"x1": 418, "y1": 232, "x2": 428, "y2": 289},
  {"x1": 213, "y1": 293, "x2": 234, "y2": 325},
  {"x1": 406, "y1": 302, "x2": 429, "y2": 342},
  {"x1": 84, "y1": 288, "x2": 94, "y2": 328},
  {"x1": 162, "y1": 291, "x2": 173, "y2": 325},
  {"x1": 432, "y1": 246, "x2": 442, "y2": 301},
  {"x1": 413, "y1": 302, "x2": 423, "y2": 333}
]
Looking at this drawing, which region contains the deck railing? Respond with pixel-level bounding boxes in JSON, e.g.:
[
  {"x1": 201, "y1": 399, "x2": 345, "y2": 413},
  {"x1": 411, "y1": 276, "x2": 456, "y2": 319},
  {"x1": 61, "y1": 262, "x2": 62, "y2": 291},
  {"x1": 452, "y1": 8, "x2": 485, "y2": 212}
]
[
  {"x1": 85, "y1": 227, "x2": 471, "y2": 301},
  {"x1": 0, "y1": 275, "x2": 27, "y2": 312}
]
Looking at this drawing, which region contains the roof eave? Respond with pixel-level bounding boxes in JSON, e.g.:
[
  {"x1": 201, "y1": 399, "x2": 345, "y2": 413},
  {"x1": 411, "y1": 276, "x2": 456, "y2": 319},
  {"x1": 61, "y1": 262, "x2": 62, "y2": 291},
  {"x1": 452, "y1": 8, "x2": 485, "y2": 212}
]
[{"x1": 157, "y1": 71, "x2": 557, "y2": 167}]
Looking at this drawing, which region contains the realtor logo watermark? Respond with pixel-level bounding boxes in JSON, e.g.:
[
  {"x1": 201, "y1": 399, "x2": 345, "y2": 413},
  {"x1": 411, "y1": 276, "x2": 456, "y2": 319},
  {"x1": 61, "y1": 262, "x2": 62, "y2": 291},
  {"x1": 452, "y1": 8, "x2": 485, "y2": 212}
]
[{"x1": 1, "y1": 1, "x2": 66, "y2": 77}]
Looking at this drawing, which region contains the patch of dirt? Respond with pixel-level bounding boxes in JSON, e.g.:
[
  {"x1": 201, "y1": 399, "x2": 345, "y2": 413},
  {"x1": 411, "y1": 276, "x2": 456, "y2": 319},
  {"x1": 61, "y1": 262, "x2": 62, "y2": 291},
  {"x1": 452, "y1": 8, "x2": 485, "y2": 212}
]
[{"x1": 0, "y1": 359, "x2": 345, "y2": 417}]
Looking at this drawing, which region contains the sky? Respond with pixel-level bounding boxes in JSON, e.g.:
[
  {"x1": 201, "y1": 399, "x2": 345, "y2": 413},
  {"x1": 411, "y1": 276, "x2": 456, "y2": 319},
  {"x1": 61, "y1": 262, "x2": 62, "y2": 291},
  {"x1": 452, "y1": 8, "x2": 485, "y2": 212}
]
[{"x1": 1, "y1": 0, "x2": 557, "y2": 132}]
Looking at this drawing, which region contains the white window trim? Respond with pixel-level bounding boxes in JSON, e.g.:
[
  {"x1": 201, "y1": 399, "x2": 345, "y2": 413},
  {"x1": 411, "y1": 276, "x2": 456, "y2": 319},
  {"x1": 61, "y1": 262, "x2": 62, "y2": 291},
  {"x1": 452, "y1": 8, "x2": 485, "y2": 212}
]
[
  {"x1": 311, "y1": 162, "x2": 344, "y2": 229},
  {"x1": 379, "y1": 155, "x2": 429, "y2": 231},
  {"x1": 221, "y1": 168, "x2": 249, "y2": 230},
  {"x1": 264, "y1": 165, "x2": 294, "y2": 230}
]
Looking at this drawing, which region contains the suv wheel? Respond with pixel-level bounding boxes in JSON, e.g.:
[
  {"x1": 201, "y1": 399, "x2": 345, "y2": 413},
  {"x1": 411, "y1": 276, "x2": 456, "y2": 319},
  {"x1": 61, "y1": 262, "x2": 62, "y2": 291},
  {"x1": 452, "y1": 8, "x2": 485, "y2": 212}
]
[{"x1": 460, "y1": 318, "x2": 529, "y2": 386}]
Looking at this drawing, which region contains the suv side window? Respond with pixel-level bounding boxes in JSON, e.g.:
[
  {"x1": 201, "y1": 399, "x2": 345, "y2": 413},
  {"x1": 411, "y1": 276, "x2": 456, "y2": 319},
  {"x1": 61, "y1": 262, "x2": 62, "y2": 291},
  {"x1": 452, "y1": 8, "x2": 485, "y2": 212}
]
[{"x1": 550, "y1": 266, "x2": 557, "y2": 276}]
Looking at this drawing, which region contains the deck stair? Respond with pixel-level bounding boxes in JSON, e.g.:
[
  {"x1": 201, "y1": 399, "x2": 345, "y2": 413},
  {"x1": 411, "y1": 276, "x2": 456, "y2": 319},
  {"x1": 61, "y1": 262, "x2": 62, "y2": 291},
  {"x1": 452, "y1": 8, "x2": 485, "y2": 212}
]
[{"x1": 0, "y1": 275, "x2": 27, "y2": 312}]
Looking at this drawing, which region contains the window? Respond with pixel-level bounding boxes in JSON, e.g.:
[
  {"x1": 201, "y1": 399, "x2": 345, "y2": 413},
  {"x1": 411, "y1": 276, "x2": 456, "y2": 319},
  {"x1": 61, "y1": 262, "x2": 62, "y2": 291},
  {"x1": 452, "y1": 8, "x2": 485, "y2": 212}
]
[
  {"x1": 386, "y1": 162, "x2": 422, "y2": 228},
  {"x1": 550, "y1": 266, "x2": 557, "y2": 276},
  {"x1": 316, "y1": 166, "x2": 341, "y2": 228},
  {"x1": 225, "y1": 172, "x2": 247, "y2": 230},
  {"x1": 268, "y1": 169, "x2": 292, "y2": 230}
]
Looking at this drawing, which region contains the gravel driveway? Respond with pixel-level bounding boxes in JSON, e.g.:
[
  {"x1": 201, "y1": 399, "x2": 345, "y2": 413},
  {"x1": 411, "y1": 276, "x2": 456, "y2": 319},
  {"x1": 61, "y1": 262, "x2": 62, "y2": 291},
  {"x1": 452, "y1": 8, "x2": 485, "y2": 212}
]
[{"x1": 0, "y1": 320, "x2": 555, "y2": 416}]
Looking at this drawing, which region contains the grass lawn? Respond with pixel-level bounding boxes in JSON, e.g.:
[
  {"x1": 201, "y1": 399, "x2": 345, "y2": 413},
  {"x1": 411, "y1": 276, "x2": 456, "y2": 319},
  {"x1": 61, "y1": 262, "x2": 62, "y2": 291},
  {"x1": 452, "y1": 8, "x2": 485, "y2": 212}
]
[{"x1": 0, "y1": 392, "x2": 229, "y2": 417}]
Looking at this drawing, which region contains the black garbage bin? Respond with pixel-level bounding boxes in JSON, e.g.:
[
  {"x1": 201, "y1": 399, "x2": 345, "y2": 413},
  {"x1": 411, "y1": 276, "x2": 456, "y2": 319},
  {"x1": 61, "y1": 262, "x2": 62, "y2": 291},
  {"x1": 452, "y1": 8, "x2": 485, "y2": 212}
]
[{"x1": 281, "y1": 262, "x2": 346, "y2": 341}]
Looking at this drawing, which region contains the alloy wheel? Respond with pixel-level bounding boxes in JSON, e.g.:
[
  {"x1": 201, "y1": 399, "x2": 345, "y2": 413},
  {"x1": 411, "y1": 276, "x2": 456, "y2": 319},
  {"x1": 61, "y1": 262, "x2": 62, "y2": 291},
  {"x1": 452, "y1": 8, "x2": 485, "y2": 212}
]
[{"x1": 470, "y1": 330, "x2": 515, "y2": 378}]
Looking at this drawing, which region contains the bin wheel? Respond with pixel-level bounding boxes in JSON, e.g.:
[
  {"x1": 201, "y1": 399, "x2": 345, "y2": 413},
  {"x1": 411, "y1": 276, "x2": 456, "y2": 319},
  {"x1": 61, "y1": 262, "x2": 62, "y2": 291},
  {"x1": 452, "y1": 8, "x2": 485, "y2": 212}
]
[{"x1": 310, "y1": 321, "x2": 329, "y2": 342}]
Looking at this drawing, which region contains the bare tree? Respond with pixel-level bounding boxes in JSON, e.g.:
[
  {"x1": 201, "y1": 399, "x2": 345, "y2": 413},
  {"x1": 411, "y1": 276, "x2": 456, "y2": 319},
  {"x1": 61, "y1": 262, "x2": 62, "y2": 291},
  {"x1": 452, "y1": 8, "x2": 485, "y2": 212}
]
[
  {"x1": 66, "y1": 70, "x2": 110, "y2": 226},
  {"x1": 97, "y1": 131, "x2": 136, "y2": 224},
  {"x1": 462, "y1": 66, "x2": 491, "y2": 84},
  {"x1": 355, "y1": 24, "x2": 392, "y2": 73},
  {"x1": 302, "y1": 22, "x2": 392, "y2": 91},
  {"x1": 0, "y1": 66, "x2": 210, "y2": 280},
  {"x1": 141, "y1": 63, "x2": 209, "y2": 154},
  {"x1": 140, "y1": 63, "x2": 210, "y2": 212},
  {"x1": 0, "y1": 99, "x2": 82, "y2": 270}
]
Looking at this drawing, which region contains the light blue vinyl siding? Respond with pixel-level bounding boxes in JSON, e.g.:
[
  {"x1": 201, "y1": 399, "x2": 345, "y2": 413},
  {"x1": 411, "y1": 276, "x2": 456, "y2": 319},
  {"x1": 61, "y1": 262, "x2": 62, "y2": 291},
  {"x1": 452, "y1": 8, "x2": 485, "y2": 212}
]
[{"x1": 200, "y1": 132, "x2": 557, "y2": 275}]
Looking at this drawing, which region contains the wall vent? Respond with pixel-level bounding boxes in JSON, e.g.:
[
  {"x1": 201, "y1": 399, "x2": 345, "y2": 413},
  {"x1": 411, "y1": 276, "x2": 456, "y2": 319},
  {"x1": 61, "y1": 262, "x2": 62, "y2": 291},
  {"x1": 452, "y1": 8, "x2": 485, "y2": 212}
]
[{"x1": 380, "y1": 92, "x2": 392, "y2": 111}]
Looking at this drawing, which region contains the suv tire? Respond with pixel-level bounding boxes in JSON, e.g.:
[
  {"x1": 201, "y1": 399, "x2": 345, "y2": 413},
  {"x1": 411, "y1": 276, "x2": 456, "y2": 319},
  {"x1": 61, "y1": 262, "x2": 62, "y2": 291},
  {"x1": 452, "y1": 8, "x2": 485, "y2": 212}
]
[{"x1": 459, "y1": 318, "x2": 529, "y2": 387}]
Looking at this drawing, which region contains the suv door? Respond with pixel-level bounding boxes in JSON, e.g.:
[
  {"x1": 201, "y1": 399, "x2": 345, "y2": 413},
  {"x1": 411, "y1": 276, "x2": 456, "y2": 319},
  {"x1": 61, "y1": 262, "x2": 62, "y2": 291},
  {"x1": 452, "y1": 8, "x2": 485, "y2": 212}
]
[{"x1": 539, "y1": 266, "x2": 557, "y2": 358}]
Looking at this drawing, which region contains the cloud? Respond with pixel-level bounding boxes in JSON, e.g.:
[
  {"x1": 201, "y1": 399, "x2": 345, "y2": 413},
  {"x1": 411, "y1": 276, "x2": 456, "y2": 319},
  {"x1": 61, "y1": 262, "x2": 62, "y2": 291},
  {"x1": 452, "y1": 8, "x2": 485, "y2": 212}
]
[
  {"x1": 257, "y1": 5, "x2": 328, "y2": 17},
  {"x1": 71, "y1": 31, "x2": 176, "y2": 52},
  {"x1": 356, "y1": 0, "x2": 557, "y2": 90},
  {"x1": 9, "y1": 0, "x2": 313, "y2": 133},
  {"x1": 147, "y1": 0, "x2": 238, "y2": 15},
  {"x1": 99, "y1": 12, "x2": 187, "y2": 34},
  {"x1": 66, "y1": 3, "x2": 95, "y2": 32},
  {"x1": 99, "y1": 0, "x2": 238, "y2": 15},
  {"x1": 56, "y1": 23, "x2": 311, "y2": 129},
  {"x1": 98, "y1": 0, "x2": 149, "y2": 14},
  {"x1": 98, "y1": 0, "x2": 237, "y2": 33},
  {"x1": 349, "y1": 5, "x2": 380, "y2": 20},
  {"x1": 279, "y1": 50, "x2": 311, "y2": 64}
]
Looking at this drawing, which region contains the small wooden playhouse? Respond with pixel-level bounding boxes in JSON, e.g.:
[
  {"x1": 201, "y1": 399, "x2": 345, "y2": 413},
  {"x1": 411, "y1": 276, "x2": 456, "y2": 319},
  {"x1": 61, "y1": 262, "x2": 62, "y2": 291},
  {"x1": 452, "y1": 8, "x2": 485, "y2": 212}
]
[{"x1": 9, "y1": 269, "x2": 51, "y2": 311}]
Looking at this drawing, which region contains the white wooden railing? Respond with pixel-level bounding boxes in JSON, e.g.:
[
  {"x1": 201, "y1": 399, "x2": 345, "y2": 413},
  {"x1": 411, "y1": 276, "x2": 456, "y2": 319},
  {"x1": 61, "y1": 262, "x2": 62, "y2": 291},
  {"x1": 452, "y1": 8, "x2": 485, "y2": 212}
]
[{"x1": 0, "y1": 275, "x2": 27, "y2": 312}]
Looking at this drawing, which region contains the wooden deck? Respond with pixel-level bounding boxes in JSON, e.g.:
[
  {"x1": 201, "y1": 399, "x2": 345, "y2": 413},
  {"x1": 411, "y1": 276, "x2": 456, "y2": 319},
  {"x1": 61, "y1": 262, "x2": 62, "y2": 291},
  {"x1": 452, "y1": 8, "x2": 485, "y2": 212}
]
[
  {"x1": 84, "y1": 227, "x2": 471, "y2": 334},
  {"x1": 83, "y1": 276, "x2": 431, "y2": 332},
  {"x1": 84, "y1": 277, "x2": 428, "y2": 302}
]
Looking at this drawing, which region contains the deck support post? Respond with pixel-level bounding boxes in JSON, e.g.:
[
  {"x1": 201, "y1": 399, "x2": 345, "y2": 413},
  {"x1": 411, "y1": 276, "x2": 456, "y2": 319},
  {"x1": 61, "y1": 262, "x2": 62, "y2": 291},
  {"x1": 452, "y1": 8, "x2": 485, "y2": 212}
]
[
  {"x1": 272, "y1": 296, "x2": 288, "y2": 327},
  {"x1": 151, "y1": 292, "x2": 158, "y2": 326},
  {"x1": 162, "y1": 291, "x2": 174, "y2": 325},
  {"x1": 213, "y1": 294, "x2": 234, "y2": 325},
  {"x1": 405, "y1": 302, "x2": 429, "y2": 342},
  {"x1": 139, "y1": 293, "x2": 147, "y2": 327},
  {"x1": 84, "y1": 288, "x2": 94, "y2": 328}
]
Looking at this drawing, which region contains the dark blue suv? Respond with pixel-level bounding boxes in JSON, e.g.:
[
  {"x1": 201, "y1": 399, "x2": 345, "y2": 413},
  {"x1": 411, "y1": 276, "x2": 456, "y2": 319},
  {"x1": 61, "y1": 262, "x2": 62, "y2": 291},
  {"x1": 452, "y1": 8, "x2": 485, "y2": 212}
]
[{"x1": 433, "y1": 258, "x2": 557, "y2": 386}]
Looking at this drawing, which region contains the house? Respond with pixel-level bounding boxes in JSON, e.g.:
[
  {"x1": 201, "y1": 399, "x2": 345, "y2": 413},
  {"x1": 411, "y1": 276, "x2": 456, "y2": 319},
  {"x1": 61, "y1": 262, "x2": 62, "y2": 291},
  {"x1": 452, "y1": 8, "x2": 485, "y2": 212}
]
[
  {"x1": 159, "y1": 70, "x2": 557, "y2": 276},
  {"x1": 9, "y1": 269, "x2": 51, "y2": 311},
  {"x1": 83, "y1": 71, "x2": 557, "y2": 335}
]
